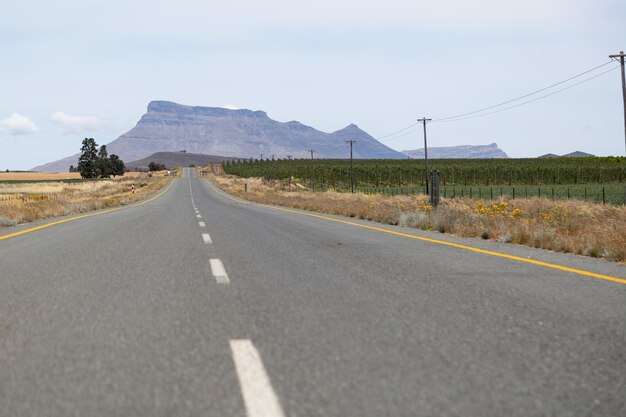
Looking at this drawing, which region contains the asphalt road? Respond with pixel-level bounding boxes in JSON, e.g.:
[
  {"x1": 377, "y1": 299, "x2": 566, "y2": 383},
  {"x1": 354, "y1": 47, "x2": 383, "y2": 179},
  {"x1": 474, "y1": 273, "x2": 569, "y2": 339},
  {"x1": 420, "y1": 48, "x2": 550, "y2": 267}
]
[{"x1": 1, "y1": 167, "x2": 625, "y2": 417}]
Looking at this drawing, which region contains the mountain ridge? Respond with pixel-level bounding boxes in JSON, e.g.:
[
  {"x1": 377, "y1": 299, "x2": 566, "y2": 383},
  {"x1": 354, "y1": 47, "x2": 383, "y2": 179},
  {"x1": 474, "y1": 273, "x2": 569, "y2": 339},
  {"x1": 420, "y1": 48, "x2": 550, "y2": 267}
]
[
  {"x1": 402, "y1": 143, "x2": 508, "y2": 159},
  {"x1": 34, "y1": 101, "x2": 405, "y2": 171}
]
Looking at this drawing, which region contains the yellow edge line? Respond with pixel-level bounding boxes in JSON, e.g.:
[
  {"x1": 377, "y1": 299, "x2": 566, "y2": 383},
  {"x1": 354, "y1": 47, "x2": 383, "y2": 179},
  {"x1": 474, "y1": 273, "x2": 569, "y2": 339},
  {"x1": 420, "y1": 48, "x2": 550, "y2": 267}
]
[
  {"x1": 0, "y1": 178, "x2": 176, "y2": 241},
  {"x1": 204, "y1": 179, "x2": 626, "y2": 285}
]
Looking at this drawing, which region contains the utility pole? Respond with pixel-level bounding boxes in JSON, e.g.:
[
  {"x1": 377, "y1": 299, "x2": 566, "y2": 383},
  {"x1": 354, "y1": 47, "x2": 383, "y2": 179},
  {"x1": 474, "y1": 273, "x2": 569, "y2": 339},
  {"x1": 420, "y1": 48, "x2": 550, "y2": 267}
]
[
  {"x1": 417, "y1": 117, "x2": 432, "y2": 194},
  {"x1": 609, "y1": 51, "x2": 626, "y2": 156},
  {"x1": 308, "y1": 149, "x2": 315, "y2": 159},
  {"x1": 346, "y1": 140, "x2": 356, "y2": 193},
  {"x1": 259, "y1": 153, "x2": 263, "y2": 160}
]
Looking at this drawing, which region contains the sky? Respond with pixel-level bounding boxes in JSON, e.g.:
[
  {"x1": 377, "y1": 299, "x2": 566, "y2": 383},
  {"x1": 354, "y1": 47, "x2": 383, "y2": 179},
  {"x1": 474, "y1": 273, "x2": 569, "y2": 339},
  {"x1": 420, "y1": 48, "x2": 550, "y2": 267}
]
[{"x1": 1, "y1": 0, "x2": 625, "y2": 170}]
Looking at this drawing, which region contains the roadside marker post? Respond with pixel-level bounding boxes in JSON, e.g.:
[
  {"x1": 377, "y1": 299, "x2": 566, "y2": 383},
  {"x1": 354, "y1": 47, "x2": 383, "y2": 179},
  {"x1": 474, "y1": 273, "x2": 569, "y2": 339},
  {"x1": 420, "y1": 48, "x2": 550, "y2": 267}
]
[{"x1": 430, "y1": 170, "x2": 441, "y2": 207}]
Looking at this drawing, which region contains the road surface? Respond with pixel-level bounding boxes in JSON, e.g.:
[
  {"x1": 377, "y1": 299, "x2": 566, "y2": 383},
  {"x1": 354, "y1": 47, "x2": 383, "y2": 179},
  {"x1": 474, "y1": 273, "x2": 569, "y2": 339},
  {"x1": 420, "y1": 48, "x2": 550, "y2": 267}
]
[{"x1": 1, "y1": 167, "x2": 625, "y2": 416}]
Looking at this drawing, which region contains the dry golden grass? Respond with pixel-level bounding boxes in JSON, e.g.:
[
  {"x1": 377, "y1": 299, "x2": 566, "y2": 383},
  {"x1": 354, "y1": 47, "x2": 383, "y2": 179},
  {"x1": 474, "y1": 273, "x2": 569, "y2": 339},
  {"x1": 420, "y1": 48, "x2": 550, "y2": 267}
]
[
  {"x1": 0, "y1": 170, "x2": 174, "y2": 181},
  {"x1": 208, "y1": 173, "x2": 626, "y2": 263},
  {"x1": 0, "y1": 172, "x2": 83, "y2": 181},
  {"x1": 0, "y1": 175, "x2": 170, "y2": 227}
]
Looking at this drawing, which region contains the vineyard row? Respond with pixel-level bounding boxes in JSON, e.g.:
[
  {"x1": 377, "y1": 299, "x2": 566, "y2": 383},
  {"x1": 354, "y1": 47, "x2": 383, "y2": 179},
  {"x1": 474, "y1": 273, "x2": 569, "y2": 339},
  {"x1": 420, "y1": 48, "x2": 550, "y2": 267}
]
[{"x1": 223, "y1": 157, "x2": 626, "y2": 187}]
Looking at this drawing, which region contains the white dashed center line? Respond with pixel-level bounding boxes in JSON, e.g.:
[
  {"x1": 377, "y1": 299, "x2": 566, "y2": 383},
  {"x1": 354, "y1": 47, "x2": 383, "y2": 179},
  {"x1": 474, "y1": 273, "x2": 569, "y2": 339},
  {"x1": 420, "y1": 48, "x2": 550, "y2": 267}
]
[
  {"x1": 199, "y1": 221, "x2": 206, "y2": 227},
  {"x1": 202, "y1": 233, "x2": 212, "y2": 244},
  {"x1": 196, "y1": 214, "x2": 202, "y2": 218},
  {"x1": 189, "y1": 175, "x2": 197, "y2": 207},
  {"x1": 209, "y1": 258, "x2": 230, "y2": 284},
  {"x1": 231, "y1": 340, "x2": 286, "y2": 417}
]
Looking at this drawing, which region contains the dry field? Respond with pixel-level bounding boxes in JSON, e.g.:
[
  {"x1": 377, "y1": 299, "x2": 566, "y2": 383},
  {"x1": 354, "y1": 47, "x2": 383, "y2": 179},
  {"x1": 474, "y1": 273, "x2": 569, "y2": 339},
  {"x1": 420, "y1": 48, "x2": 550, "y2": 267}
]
[
  {"x1": 0, "y1": 170, "x2": 169, "y2": 181},
  {"x1": 0, "y1": 172, "x2": 83, "y2": 181},
  {"x1": 208, "y1": 173, "x2": 626, "y2": 263},
  {"x1": 0, "y1": 174, "x2": 171, "y2": 227}
]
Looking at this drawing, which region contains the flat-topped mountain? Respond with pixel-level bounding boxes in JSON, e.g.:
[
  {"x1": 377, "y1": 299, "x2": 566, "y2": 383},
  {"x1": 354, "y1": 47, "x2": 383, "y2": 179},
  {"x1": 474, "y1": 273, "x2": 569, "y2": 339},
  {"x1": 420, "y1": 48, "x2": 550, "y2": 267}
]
[
  {"x1": 34, "y1": 101, "x2": 405, "y2": 171},
  {"x1": 402, "y1": 143, "x2": 508, "y2": 159}
]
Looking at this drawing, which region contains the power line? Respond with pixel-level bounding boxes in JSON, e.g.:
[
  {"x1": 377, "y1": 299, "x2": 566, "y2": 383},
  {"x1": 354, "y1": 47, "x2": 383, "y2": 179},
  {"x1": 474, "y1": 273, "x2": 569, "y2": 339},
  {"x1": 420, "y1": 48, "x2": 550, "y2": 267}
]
[
  {"x1": 375, "y1": 123, "x2": 419, "y2": 140},
  {"x1": 377, "y1": 126, "x2": 420, "y2": 143},
  {"x1": 435, "y1": 60, "x2": 617, "y2": 122},
  {"x1": 374, "y1": 60, "x2": 619, "y2": 142},
  {"x1": 434, "y1": 65, "x2": 620, "y2": 123}
]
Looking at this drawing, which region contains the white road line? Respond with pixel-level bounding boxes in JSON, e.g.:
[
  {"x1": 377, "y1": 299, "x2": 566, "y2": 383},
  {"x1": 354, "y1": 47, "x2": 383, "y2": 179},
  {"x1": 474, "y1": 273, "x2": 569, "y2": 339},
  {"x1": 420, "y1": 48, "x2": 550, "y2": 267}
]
[
  {"x1": 196, "y1": 214, "x2": 202, "y2": 218},
  {"x1": 199, "y1": 221, "x2": 206, "y2": 227},
  {"x1": 202, "y1": 233, "x2": 212, "y2": 244},
  {"x1": 210, "y1": 258, "x2": 230, "y2": 284},
  {"x1": 230, "y1": 339, "x2": 286, "y2": 417}
]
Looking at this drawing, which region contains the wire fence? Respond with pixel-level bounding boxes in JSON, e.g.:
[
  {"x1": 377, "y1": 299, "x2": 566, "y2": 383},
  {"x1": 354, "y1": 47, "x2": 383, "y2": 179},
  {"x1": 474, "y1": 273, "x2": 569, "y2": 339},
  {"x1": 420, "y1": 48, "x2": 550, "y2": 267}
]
[{"x1": 353, "y1": 185, "x2": 626, "y2": 205}]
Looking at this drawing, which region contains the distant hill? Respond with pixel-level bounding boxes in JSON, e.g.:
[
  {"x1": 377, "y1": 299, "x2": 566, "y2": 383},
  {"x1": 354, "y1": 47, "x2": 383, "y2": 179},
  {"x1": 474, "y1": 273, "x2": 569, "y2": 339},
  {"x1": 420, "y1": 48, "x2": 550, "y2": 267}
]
[
  {"x1": 538, "y1": 151, "x2": 595, "y2": 158},
  {"x1": 562, "y1": 151, "x2": 595, "y2": 157},
  {"x1": 402, "y1": 143, "x2": 508, "y2": 159},
  {"x1": 33, "y1": 101, "x2": 405, "y2": 171},
  {"x1": 125, "y1": 152, "x2": 237, "y2": 170}
]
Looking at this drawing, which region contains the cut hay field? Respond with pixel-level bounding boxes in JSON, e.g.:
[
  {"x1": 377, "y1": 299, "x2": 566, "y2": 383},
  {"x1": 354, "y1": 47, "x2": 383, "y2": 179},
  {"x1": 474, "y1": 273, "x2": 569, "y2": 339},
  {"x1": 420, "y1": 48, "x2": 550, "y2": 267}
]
[
  {"x1": 0, "y1": 172, "x2": 83, "y2": 181},
  {"x1": 0, "y1": 171, "x2": 153, "y2": 182},
  {"x1": 0, "y1": 174, "x2": 171, "y2": 227}
]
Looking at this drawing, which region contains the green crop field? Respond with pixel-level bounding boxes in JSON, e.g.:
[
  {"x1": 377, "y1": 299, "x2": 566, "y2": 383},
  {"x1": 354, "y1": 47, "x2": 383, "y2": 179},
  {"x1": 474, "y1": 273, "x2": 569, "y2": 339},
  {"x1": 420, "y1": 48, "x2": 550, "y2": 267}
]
[{"x1": 222, "y1": 157, "x2": 626, "y2": 204}]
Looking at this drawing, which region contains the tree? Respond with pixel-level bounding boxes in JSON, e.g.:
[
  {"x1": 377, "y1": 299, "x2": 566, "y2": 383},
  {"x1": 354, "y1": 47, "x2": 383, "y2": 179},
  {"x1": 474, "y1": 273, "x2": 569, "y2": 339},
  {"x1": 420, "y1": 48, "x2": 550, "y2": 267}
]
[
  {"x1": 148, "y1": 161, "x2": 166, "y2": 171},
  {"x1": 69, "y1": 165, "x2": 75, "y2": 173},
  {"x1": 77, "y1": 138, "x2": 98, "y2": 178},
  {"x1": 109, "y1": 154, "x2": 126, "y2": 177},
  {"x1": 96, "y1": 145, "x2": 113, "y2": 178},
  {"x1": 77, "y1": 139, "x2": 126, "y2": 179}
]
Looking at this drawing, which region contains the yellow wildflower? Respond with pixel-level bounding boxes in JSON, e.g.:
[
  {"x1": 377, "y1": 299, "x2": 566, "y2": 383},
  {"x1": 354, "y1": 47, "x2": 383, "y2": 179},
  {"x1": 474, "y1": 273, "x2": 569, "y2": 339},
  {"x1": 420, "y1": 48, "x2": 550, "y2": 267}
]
[{"x1": 510, "y1": 208, "x2": 524, "y2": 218}]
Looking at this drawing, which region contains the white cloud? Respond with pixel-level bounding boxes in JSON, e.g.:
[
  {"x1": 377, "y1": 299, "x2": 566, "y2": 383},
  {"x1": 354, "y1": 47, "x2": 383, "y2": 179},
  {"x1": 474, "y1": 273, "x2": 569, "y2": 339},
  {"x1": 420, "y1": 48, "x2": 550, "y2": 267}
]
[
  {"x1": 0, "y1": 113, "x2": 40, "y2": 135},
  {"x1": 222, "y1": 104, "x2": 240, "y2": 110},
  {"x1": 50, "y1": 112, "x2": 108, "y2": 133}
]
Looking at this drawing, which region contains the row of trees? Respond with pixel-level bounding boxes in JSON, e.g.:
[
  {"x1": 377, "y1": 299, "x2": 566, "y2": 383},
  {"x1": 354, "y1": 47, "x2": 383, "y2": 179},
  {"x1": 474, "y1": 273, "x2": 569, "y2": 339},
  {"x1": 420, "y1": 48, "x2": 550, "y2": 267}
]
[
  {"x1": 75, "y1": 138, "x2": 126, "y2": 178},
  {"x1": 148, "y1": 161, "x2": 167, "y2": 171}
]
